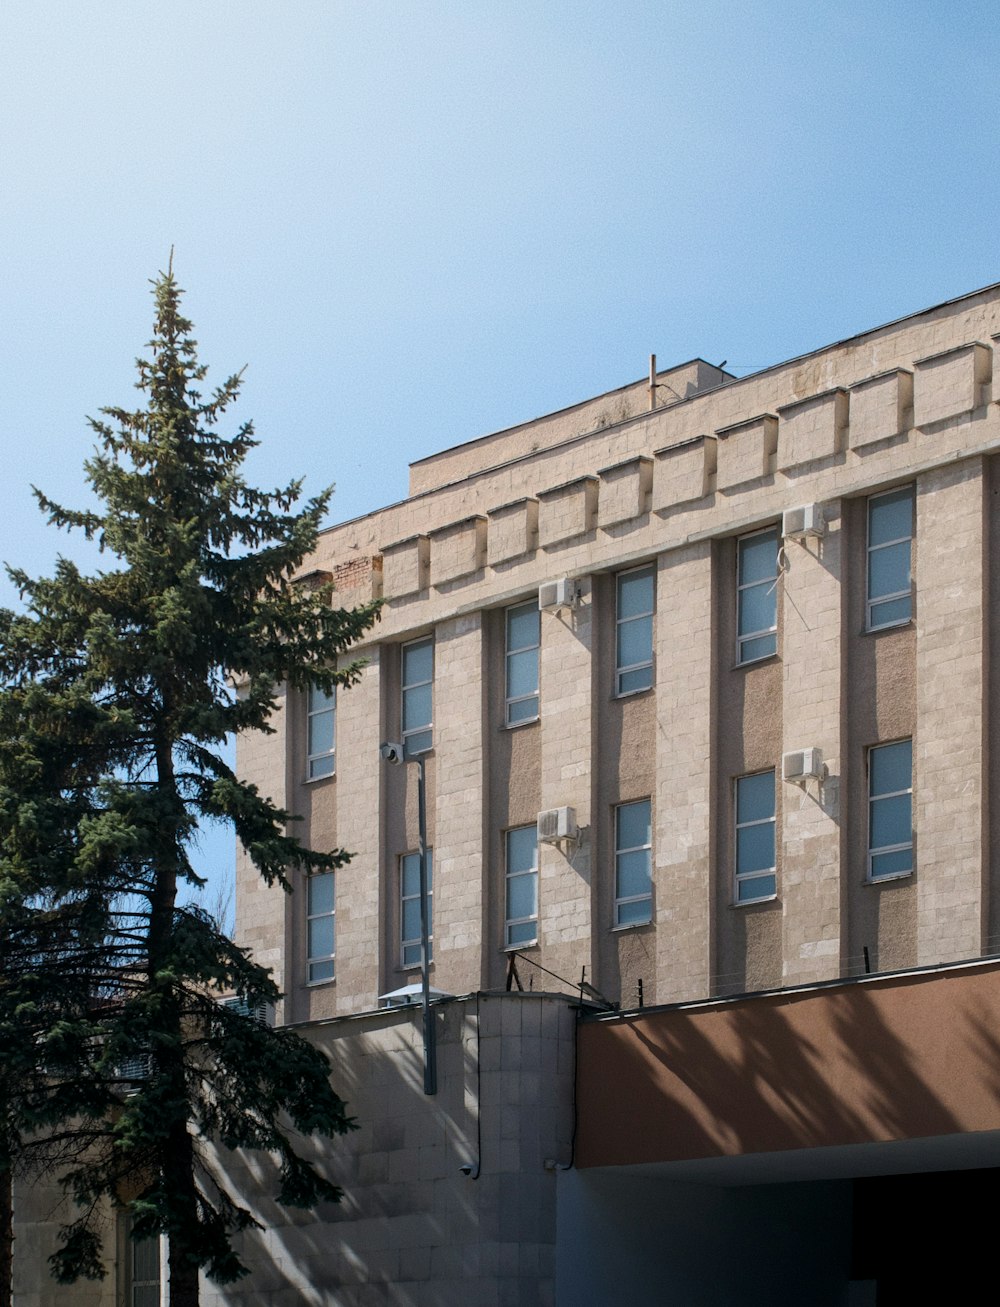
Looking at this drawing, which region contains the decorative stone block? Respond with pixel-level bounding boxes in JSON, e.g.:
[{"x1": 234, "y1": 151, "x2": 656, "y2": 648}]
[
  {"x1": 487, "y1": 498, "x2": 539, "y2": 566},
  {"x1": 597, "y1": 456, "x2": 652, "y2": 528},
  {"x1": 537, "y1": 476, "x2": 598, "y2": 548},
  {"x1": 380, "y1": 534, "x2": 429, "y2": 598},
  {"x1": 913, "y1": 341, "x2": 991, "y2": 428},
  {"x1": 849, "y1": 368, "x2": 913, "y2": 449},
  {"x1": 652, "y1": 437, "x2": 715, "y2": 511},
  {"x1": 776, "y1": 388, "x2": 848, "y2": 471},
  {"x1": 429, "y1": 516, "x2": 487, "y2": 586},
  {"x1": 715, "y1": 414, "x2": 778, "y2": 490}
]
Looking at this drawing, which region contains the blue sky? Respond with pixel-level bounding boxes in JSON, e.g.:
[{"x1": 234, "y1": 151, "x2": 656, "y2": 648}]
[{"x1": 2, "y1": 0, "x2": 999, "y2": 910}]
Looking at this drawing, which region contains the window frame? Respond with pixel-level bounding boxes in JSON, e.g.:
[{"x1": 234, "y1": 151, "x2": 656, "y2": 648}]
[
  {"x1": 867, "y1": 738, "x2": 913, "y2": 881},
  {"x1": 734, "y1": 770, "x2": 777, "y2": 904},
  {"x1": 401, "y1": 636, "x2": 434, "y2": 757},
  {"x1": 122, "y1": 1213, "x2": 163, "y2": 1307},
  {"x1": 505, "y1": 600, "x2": 540, "y2": 726},
  {"x1": 615, "y1": 565, "x2": 655, "y2": 697},
  {"x1": 614, "y1": 798, "x2": 653, "y2": 927},
  {"x1": 504, "y1": 824, "x2": 539, "y2": 948},
  {"x1": 736, "y1": 527, "x2": 779, "y2": 665},
  {"x1": 866, "y1": 485, "x2": 914, "y2": 632},
  {"x1": 400, "y1": 849, "x2": 433, "y2": 968},
  {"x1": 306, "y1": 871, "x2": 336, "y2": 984},
  {"x1": 306, "y1": 682, "x2": 336, "y2": 780}
]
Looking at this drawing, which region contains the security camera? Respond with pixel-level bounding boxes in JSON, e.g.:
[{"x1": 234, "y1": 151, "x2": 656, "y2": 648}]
[
  {"x1": 379, "y1": 742, "x2": 405, "y2": 765},
  {"x1": 458, "y1": 1162, "x2": 480, "y2": 1179}
]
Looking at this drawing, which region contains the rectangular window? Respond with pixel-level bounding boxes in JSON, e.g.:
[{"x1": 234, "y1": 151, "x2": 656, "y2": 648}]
[
  {"x1": 867, "y1": 485, "x2": 913, "y2": 630},
  {"x1": 505, "y1": 601, "x2": 540, "y2": 725},
  {"x1": 307, "y1": 683, "x2": 336, "y2": 779},
  {"x1": 735, "y1": 771, "x2": 777, "y2": 903},
  {"x1": 615, "y1": 799, "x2": 652, "y2": 926},
  {"x1": 505, "y1": 825, "x2": 538, "y2": 947},
  {"x1": 306, "y1": 871, "x2": 335, "y2": 983},
  {"x1": 401, "y1": 637, "x2": 434, "y2": 756},
  {"x1": 737, "y1": 528, "x2": 779, "y2": 664},
  {"x1": 400, "y1": 849, "x2": 433, "y2": 967},
  {"x1": 868, "y1": 739, "x2": 913, "y2": 880},
  {"x1": 616, "y1": 566, "x2": 655, "y2": 695},
  {"x1": 125, "y1": 1219, "x2": 161, "y2": 1307}
]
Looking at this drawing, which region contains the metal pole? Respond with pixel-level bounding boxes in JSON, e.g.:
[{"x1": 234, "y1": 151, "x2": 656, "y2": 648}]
[{"x1": 415, "y1": 756, "x2": 436, "y2": 1095}]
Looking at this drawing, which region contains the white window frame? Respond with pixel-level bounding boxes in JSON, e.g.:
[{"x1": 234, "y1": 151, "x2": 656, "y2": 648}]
[
  {"x1": 123, "y1": 1213, "x2": 163, "y2": 1307},
  {"x1": 867, "y1": 739, "x2": 913, "y2": 881},
  {"x1": 505, "y1": 601, "x2": 540, "y2": 726},
  {"x1": 866, "y1": 485, "x2": 914, "y2": 631},
  {"x1": 734, "y1": 770, "x2": 777, "y2": 904},
  {"x1": 736, "y1": 527, "x2": 779, "y2": 665},
  {"x1": 505, "y1": 825, "x2": 538, "y2": 948},
  {"x1": 400, "y1": 849, "x2": 433, "y2": 968},
  {"x1": 401, "y1": 637, "x2": 434, "y2": 756},
  {"x1": 615, "y1": 565, "x2": 655, "y2": 696},
  {"x1": 614, "y1": 799, "x2": 652, "y2": 927},
  {"x1": 306, "y1": 871, "x2": 335, "y2": 983},
  {"x1": 306, "y1": 683, "x2": 336, "y2": 780}
]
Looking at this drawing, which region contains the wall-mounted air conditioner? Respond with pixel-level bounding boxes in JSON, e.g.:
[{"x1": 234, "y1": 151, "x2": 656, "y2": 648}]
[
  {"x1": 782, "y1": 504, "x2": 825, "y2": 540},
  {"x1": 782, "y1": 748, "x2": 825, "y2": 784},
  {"x1": 537, "y1": 806, "x2": 578, "y2": 844},
  {"x1": 538, "y1": 578, "x2": 578, "y2": 611}
]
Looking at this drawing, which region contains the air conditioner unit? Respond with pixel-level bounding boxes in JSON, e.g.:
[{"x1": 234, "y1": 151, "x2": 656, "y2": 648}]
[
  {"x1": 537, "y1": 806, "x2": 578, "y2": 844},
  {"x1": 782, "y1": 748, "x2": 824, "y2": 784},
  {"x1": 538, "y1": 578, "x2": 577, "y2": 611},
  {"x1": 220, "y1": 996, "x2": 276, "y2": 1027},
  {"x1": 782, "y1": 504, "x2": 825, "y2": 540}
]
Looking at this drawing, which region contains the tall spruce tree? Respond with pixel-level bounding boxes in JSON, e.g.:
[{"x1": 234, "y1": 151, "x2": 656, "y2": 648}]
[{"x1": 0, "y1": 267, "x2": 380, "y2": 1306}]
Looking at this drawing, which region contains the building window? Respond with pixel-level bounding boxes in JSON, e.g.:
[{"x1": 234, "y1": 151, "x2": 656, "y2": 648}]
[
  {"x1": 615, "y1": 799, "x2": 652, "y2": 926},
  {"x1": 306, "y1": 683, "x2": 336, "y2": 779},
  {"x1": 306, "y1": 871, "x2": 335, "y2": 983},
  {"x1": 868, "y1": 739, "x2": 913, "y2": 880},
  {"x1": 867, "y1": 485, "x2": 913, "y2": 630},
  {"x1": 735, "y1": 771, "x2": 777, "y2": 903},
  {"x1": 616, "y1": 566, "x2": 655, "y2": 695},
  {"x1": 400, "y1": 849, "x2": 433, "y2": 967},
  {"x1": 401, "y1": 637, "x2": 434, "y2": 756},
  {"x1": 736, "y1": 528, "x2": 779, "y2": 664},
  {"x1": 505, "y1": 601, "x2": 540, "y2": 725},
  {"x1": 124, "y1": 1217, "x2": 161, "y2": 1307},
  {"x1": 505, "y1": 825, "x2": 538, "y2": 947}
]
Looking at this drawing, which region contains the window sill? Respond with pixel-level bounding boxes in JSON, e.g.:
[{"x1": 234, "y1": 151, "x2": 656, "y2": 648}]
[
  {"x1": 503, "y1": 715, "x2": 539, "y2": 731},
  {"x1": 304, "y1": 770, "x2": 336, "y2": 785},
  {"x1": 732, "y1": 652, "x2": 779, "y2": 672},
  {"x1": 862, "y1": 617, "x2": 914, "y2": 637},
  {"x1": 613, "y1": 684, "x2": 654, "y2": 702},
  {"x1": 610, "y1": 919, "x2": 653, "y2": 933},
  {"x1": 305, "y1": 976, "x2": 336, "y2": 988},
  {"x1": 730, "y1": 893, "x2": 779, "y2": 909},
  {"x1": 866, "y1": 870, "x2": 913, "y2": 886},
  {"x1": 503, "y1": 940, "x2": 538, "y2": 953}
]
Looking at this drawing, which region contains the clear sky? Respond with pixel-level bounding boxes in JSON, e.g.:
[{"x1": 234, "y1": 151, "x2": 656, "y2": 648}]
[{"x1": 2, "y1": 0, "x2": 999, "y2": 910}]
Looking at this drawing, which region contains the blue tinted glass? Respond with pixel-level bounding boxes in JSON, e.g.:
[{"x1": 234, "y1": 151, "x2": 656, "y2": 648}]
[
  {"x1": 868, "y1": 540, "x2": 910, "y2": 600},
  {"x1": 871, "y1": 740, "x2": 911, "y2": 796},
  {"x1": 309, "y1": 957, "x2": 335, "y2": 982},
  {"x1": 507, "y1": 919, "x2": 538, "y2": 946},
  {"x1": 617, "y1": 898, "x2": 652, "y2": 926},
  {"x1": 309, "y1": 710, "x2": 334, "y2": 758},
  {"x1": 617, "y1": 848, "x2": 651, "y2": 900},
  {"x1": 507, "y1": 871, "x2": 537, "y2": 921},
  {"x1": 507, "y1": 826, "x2": 537, "y2": 873},
  {"x1": 308, "y1": 915, "x2": 334, "y2": 958},
  {"x1": 617, "y1": 800, "x2": 651, "y2": 851},
  {"x1": 740, "y1": 632, "x2": 777, "y2": 662},
  {"x1": 737, "y1": 823, "x2": 774, "y2": 875},
  {"x1": 870, "y1": 848, "x2": 912, "y2": 879},
  {"x1": 403, "y1": 682, "x2": 432, "y2": 732},
  {"x1": 403, "y1": 639, "x2": 433, "y2": 685},
  {"x1": 870, "y1": 594, "x2": 911, "y2": 627},
  {"x1": 618, "y1": 614, "x2": 653, "y2": 669},
  {"x1": 869, "y1": 488, "x2": 913, "y2": 547},
  {"x1": 402, "y1": 897, "x2": 421, "y2": 940},
  {"x1": 507, "y1": 603, "x2": 539, "y2": 650},
  {"x1": 507, "y1": 695, "x2": 538, "y2": 724},
  {"x1": 739, "y1": 582, "x2": 776, "y2": 637},
  {"x1": 619, "y1": 665, "x2": 654, "y2": 695},
  {"x1": 737, "y1": 772, "x2": 774, "y2": 823},
  {"x1": 308, "y1": 872, "x2": 334, "y2": 916},
  {"x1": 309, "y1": 753, "x2": 335, "y2": 779},
  {"x1": 871, "y1": 793, "x2": 911, "y2": 849},
  {"x1": 507, "y1": 648, "x2": 538, "y2": 699},
  {"x1": 737, "y1": 873, "x2": 776, "y2": 903},
  {"x1": 618, "y1": 568, "x2": 654, "y2": 619},
  {"x1": 404, "y1": 728, "x2": 432, "y2": 757},
  {"x1": 739, "y1": 532, "x2": 777, "y2": 586}
]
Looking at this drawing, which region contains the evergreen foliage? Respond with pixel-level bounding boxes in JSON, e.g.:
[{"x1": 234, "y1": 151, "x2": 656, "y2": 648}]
[{"x1": 0, "y1": 267, "x2": 380, "y2": 1304}]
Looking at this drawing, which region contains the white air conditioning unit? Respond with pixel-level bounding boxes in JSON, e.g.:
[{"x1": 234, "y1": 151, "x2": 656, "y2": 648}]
[
  {"x1": 537, "y1": 806, "x2": 578, "y2": 844},
  {"x1": 220, "y1": 996, "x2": 276, "y2": 1027},
  {"x1": 782, "y1": 504, "x2": 825, "y2": 540},
  {"x1": 782, "y1": 748, "x2": 824, "y2": 784},
  {"x1": 538, "y1": 578, "x2": 578, "y2": 611}
]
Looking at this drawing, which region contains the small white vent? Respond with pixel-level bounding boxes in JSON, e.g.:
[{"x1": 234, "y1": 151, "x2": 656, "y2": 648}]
[
  {"x1": 537, "y1": 806, "x2": 578, "y2": 844},
  {"x1": 782, "y1": 504, "x2": 825, "y2": 539},
  {"x1": 538, "y1": 578, "x2": 577, "y2": 611},
  {"x1": 782, "y1": 748, "x2": 824, "y2": 784},
  {"x1": 221, "y1": 996, "x2": 276, "y2": 1027}
]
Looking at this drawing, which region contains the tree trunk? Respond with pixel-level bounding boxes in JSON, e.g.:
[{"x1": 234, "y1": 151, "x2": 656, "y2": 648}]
[{"x1": 0, "y1": 1162, "x2": 11, "y2": 1307}]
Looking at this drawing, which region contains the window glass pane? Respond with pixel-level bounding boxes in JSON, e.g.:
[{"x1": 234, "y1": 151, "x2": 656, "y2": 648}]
[
  {"x1": 737, "y1": 772, "x2": 775, "y2": 823},
  {"x1": 507, "y1": 919, "x2": 538, "y2": 946},
  {"x1": 617, "y1": 898, "x2": 652, "y2": 926},
  {"x1": 869, "y1": 488, "x2": 913, "y2": 547},
  {"x1": 618, "y1": 569, "x2": 654, "y2": 619},
  {"x1": 309, "y1": 684, "x2": 335, "y2": 714},
  {"x1": 309, "y1": 753, "x2": 335, "y2": 780},
  {"x1": 308, "y1": 872, "x2": 334, "y2": 916},
  {"x1": 738, "y1": 532, "x2": 777, "y2": 585},
  {"x1": 403, "y1": 682, "x2": 432, "y2": 732},
  {"x1": 871, "y1": 740, "x2": 912, "y2": 795},
  {"x1": 870, "y1": 594, "x2": 911, "y2": 627},
  {"x1": 618, "y1": 665, "x2": 653, "y2": 695},
  {"x1": 737, "y1": 823, "x2": 775, "y2": 875},
  {"x1": 507, "y1": 603, "x2": 539, "y2": 650},
  {"x1": 868, "y1": 540, "x2": 910, "y2": 600},
  {"x1": 309, "y1": 915, "x2": 334, "y2": 958},
  {"x1": 739, "y1": 632, "x2": 777, "y2": 663},
  {"x1": 616, "y1": 849, "x2": 651, "y2": 901},
  {"x1": 507, "y1": 872, "x2": 537, "y2": 921},
  {"x1": 737, "y1": 873, "x2": 776, "y2": 903},
  {"x1": 402, "y1": 897, "x2": 422, "y2": 940},
  {"x1": 871, "y1": 793, "x2": 911, "y2": 849},
  {"x1": 871, "y1": 848, "x2": 912, "y2": 879},
  {"x1": 507, "y1": 649, "x2": 538, "y2": 700},
  {"x1": 617, "y1": 801, "x2": 651, "y2": 851},
  {"x1": 738, "y1": 583, "x2": 776, "y2": 637},
  {"x1": 309, "y1": 711, "x2": 334, "y2": 758},
  {"x1": 507, "y1": 695, "x2": 538, "y2": 724},
  {"x1": 404, "y1": 728, "x2": 432, "y2": 757},
  {"x1": 133, "y1": 1237, "x2": 159, "y2": 1282},
  {"x1": 402, "y1": 639, "x2": 433, "y2": 685},
  {"x1": 507, "y1": 826, "x2": 537, "y2": 873},
  {"x1": 401, "y1": 856, "x2": 420, "y2": 898},
  {"x1": 617, "y1": 615, "x2": 653, "y2": 669},
  {"x1": 134, "y1": 1288, "x2": 160, "y2": 1307},
  {"x1": 309, "y1": 957, "x2": 335, "y2": 983}
]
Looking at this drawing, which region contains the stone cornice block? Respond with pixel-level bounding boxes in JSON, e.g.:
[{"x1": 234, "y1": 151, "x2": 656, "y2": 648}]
[
  {"x1": 597, "y1": 456, "x2": 652, "y2": 528},
  {"x1": 380, "y1": 533, "x2": 429, "y2": 598},
  {"x1": 429, "y1": 516, "x2": 487, "y2": 586},
  {"x1": 776, "y1": 388, "x2": 848, "y2": 470},
  {"x1": 652, "y1": 437, "x2": 715, "y2": 511},
  {"x1": 913, "y1": 341, "x2": 991, "y2": 428},
  {"x1": 487, "y1": 497, "x2": 539, "y2": 566},
  {"x1": 715, "y1": 414, "x2": 778, "y2": 491},
  {"x1": 537, "y1": 476, "x2": 598, "y2": 548},
  {"x1": 849, "y1": 368, "x2": 914, "y2": 449}
]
